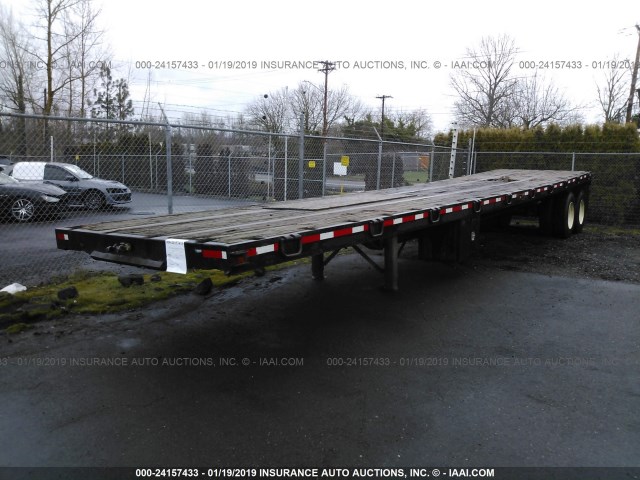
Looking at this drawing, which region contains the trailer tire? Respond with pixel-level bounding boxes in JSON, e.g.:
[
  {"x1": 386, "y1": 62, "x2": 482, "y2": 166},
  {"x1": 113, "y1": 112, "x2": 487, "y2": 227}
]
[
  {"x1": 553, "y1": 192, "x2": 576, "y2": 239},
  {"x1": 573, "y1": 189, "x2": 587, "y2": 234}
]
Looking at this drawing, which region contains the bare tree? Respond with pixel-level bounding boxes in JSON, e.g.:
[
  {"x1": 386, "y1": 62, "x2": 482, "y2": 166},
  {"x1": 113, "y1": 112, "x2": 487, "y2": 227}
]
[
  {"x1": 450, "y1": 34, "x2": 519, "y2": 127},
  {"x1": 245, "y1": 88, "x2": 290, "y2": 133},
  {"x1": 289, "y1": 81, "x2": 364, "y2": 134},
  {"x1": 0, "y1": 6, "x2": 39, "y2": 114},
  {"x1": 61, "y1": 0, "x2": 109, "y2": 118},
  {"x1": 30, "y1": 0, "x2": 84, "y2": 116},
  {"x1": 0, "y1": 6, "x2": 40, "y2": 154},
  {"x1": 391, "y1": 109, "x2": 434, "y2": 140},
  {"x1": 245, "y1": 82, "x2": 364, "y2": 135},
  {"x1": 290, "y1": 83, "x2": 322, "y2": 133},
  {"x1": 596, "y1": 56, "x2": 630, "y2": 123},
  {"x1": 509, "y1": 72, "x2": 576, "y2": 128}
]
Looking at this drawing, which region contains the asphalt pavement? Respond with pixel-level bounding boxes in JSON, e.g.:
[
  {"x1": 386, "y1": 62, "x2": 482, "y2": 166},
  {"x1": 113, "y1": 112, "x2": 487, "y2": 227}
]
[
  {"x1": 0, "y1": 251, "x2": 638, "y2": 472},
  {"x1": 0, "y1": 192, "x2": 251, "y2": 286}
]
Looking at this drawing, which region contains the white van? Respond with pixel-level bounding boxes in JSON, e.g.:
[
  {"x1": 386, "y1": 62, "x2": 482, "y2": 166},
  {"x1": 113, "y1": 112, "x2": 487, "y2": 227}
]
[{"x1": 12, "y1": 162, "x2": 131, "y2": 210}]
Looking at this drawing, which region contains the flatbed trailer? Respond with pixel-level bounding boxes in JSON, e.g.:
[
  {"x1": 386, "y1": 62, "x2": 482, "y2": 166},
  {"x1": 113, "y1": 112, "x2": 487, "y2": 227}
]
[{"x1": 55, "y1": 169, "x2": 591, "y2": 290}]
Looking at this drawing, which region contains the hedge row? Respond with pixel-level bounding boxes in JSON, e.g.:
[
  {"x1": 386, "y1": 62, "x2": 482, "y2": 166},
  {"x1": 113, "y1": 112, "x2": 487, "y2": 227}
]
[{"x1": 434, "y1": 124, "x2": 640, "y2": 225}]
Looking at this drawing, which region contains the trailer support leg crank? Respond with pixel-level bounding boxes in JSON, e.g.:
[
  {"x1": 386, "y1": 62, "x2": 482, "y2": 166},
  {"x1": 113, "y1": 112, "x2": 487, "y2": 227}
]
[
  {"x1": 312, "y1": 249, "x2": 344, "y2": 280},
  {"x1": 311, "y1": 254, "x2": 325, "y2": 280},
  {"x1": 384, "y1": 235, "x2": 399, "y2": 291}
]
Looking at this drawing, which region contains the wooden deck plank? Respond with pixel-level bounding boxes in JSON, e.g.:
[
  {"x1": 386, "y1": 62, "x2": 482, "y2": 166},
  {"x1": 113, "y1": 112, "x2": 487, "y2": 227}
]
[{"x1": 77, "y1": 170, "x2": 587, "y2": 244}]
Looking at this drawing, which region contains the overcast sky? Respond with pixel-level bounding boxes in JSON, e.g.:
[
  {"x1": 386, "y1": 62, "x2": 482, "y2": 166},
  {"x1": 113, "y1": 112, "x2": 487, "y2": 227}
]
[{"x1": 4, "y1": 0, "x2": 640, "y2": 132}]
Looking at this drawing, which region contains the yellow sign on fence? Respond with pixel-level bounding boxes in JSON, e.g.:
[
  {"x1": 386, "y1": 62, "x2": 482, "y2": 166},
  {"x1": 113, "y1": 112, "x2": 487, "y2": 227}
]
[
  {"x1": 341, "y1": 156, "x2": 350, "y2": 167},
  {"x1": 308, "y1": 160, "x2": 316, "y2": 168}
]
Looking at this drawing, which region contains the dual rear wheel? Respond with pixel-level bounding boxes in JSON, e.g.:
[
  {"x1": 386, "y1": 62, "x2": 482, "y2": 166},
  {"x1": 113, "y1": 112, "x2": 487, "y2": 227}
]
[{"x1": 542, "y1": 188, "x2": 587, "y2": 238}]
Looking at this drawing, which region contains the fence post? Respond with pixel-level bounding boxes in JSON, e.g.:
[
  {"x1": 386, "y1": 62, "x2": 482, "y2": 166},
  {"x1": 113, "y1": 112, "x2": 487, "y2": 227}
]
[
  {"x1": 391, "y1": 152, "x2": 396, "y2": 187},
  {"x1": 228, "y1": 153, "x2": 231, "y2": 198},
  {"x1": 284, "y1": 136, "x2": 288, "y2": 201},
  {"x1": 298, "y1": 113, "x2": 304, "y2": 200},
  {"x1": 449, "y1": 123, "x2": 458, "y2": 179},
  {"x1": 377, "y1": 141, "x2": 382, "y2": 190},
  {"x1": 121, "y1": 155, "x2": 125, "y2": 184},
  {"x1": 148, "y1": 132, "x2": 153, "y2": 190},
  {"x1": 267, "y1": 135, "x2": 272, "y2": 200},
  {"x1": 429, "y1": 145, "x2": 435, "y2": 182},
  {"x1": 571, "y1": 152, "x2": 576, "y2": 171},
  {"x1": 165, "y1": 125, "x2": 173, "y2": 214},
  {"x1": 322, "y1": 141, "x2": 327, "y2": 197}
]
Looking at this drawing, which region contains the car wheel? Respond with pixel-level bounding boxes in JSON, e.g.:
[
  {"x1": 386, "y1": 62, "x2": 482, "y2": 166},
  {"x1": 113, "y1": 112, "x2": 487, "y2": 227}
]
[
  {"x1": 11, "y1": 198, "x2": 35, "y2": 222},
  {"x1": 84, "y1": 190, "x2": 105, "y2": 210}
]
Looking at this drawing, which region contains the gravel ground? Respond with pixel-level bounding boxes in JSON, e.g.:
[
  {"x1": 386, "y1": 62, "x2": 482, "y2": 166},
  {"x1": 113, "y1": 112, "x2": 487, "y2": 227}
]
[{"x1": 471, "y1": 222, "x2": 640, "y2": 284}]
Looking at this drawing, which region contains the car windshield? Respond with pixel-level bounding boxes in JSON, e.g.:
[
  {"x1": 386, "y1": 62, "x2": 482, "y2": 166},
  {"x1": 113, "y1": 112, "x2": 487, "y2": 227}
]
[
  {"x1": 0, "y1": 172, "x2": 18, "y2": 184},
  {"x1": 64, "y1": 164, "x2": 93, "y2": 179}
]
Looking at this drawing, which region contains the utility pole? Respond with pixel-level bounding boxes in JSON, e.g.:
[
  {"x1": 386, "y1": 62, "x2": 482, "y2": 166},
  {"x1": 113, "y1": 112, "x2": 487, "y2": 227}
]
[
  {"x1": 318, "y1": 60, "x2": 335, "y2": 136},
  {"x1": 625, "y1": 24, "x2": 640, "y2": 123},
  {"x1": 376, "y1": 95, "x2": 393, "y2": 140}
]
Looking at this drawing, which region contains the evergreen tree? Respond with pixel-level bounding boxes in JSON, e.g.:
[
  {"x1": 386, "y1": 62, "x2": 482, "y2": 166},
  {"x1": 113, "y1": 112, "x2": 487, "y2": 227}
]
[{"x1": 90, "y1": 64, "x2": 134, "y2": 122}]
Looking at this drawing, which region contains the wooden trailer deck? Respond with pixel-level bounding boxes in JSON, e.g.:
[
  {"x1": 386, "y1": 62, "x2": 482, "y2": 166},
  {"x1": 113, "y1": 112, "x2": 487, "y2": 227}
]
[
  {"x1": 73, "y1": 169, "x2": 588, "y2": 244},
  {"x1": 56, "y1": 169, "x2": 591, "y2": 289}
]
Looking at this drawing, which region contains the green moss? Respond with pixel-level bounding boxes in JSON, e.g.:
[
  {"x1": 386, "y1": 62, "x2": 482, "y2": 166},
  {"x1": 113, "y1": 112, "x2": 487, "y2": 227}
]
[
  {"x1": 0, "y1": 259, "x2": 310, "y2": 332},
  {"x1": 0, "y1": 269, "x2": 245, "y2": 329},
  {"x1": 585, "y1": 224, "x2": 640, "y2": 236},
  {"x1": 5, "y1": 323, "x2": 33, "y2": 334}
]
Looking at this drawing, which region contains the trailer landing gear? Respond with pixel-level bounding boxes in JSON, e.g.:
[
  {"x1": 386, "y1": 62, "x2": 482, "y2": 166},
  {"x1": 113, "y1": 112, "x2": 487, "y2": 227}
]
[{"x1": 310, "y1": 234, "x2": 401, "y2": 291}]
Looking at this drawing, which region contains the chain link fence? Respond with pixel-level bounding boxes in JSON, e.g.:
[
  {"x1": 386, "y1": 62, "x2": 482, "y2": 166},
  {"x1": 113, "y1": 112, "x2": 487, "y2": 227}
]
[
  {"x1": 0, "y1": 112, "x2": 638, "y2": 286},
  {"x1": 473, "y1": 151, "x2": 640, "y2": 226}
]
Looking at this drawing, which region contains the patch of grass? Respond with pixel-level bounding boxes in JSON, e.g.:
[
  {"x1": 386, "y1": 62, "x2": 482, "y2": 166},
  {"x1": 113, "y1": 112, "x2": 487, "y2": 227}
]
[
  {"x1": 0, "y1": 269, "x2": 252, "y2": 332},
  {"x1": 585, "y1": 224, "x2": 640, "y2": 236},
  {"x1": 0, "y1": 258, "x2": 311, "y2": 333},
  {"x1": 5, "y1": 323, "x2": 33, "y2": 334},
  {"x1": 403, "y1": 171, "x2": 429, "y2": 184}
]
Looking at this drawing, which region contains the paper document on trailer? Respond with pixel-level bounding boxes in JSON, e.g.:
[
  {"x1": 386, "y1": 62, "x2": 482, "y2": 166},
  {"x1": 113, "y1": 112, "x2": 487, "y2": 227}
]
[{"x1": 165, "y1": 239, "x2": 188, "y2": 274}]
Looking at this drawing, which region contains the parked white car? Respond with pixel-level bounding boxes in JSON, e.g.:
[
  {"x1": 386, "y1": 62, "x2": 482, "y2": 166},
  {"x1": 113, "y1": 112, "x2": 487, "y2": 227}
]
[{"x1": 11, "y1": 162, "x2": 131, "y2": 210}]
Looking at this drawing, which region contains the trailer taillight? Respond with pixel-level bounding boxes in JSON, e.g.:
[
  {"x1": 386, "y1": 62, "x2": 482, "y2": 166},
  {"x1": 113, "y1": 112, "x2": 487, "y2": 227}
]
[{"x1": 56, "y1": 233, "x2": 69, "y2": 241}]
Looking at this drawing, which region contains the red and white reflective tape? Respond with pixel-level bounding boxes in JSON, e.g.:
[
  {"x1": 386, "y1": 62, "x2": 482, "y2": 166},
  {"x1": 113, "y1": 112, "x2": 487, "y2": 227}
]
[
  {"x1": 535, "y1": 186, "x2": 550, "y2": 193},
  {"x1": 439, "y1": 202, "x2": 474, "y2": 216},
  {"x1": 302, "y1": 224, "x2": 369, "y2": 244},
  {"x1": 202, "y1": 249, "x2": 227, "y2": 260},
  {"x1": 382, "y1": 211, "x2": 428, "y2": 227},
  {"x1": 482, "y1": 196, "x2": 504, "y2": 206},
  {"x1": 56, "y1": 233, "x2": 69, "y2": 241},
  {"x1": 248, "y1": 244, "x2": 278, "y2": 257}
]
